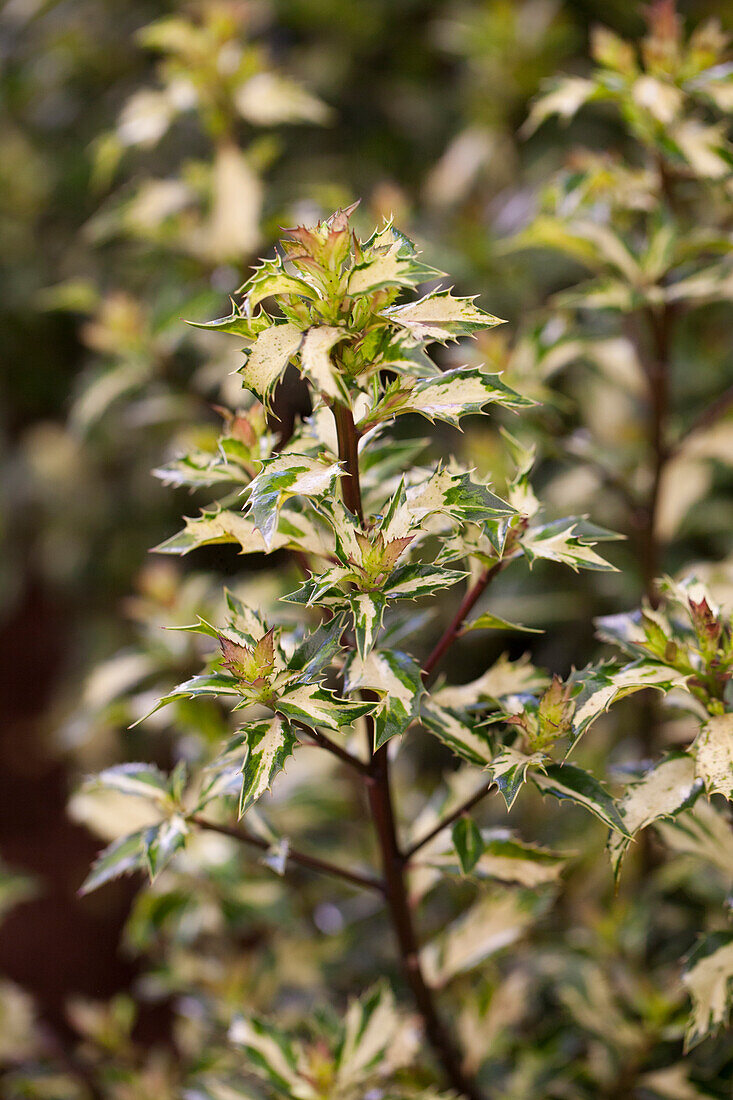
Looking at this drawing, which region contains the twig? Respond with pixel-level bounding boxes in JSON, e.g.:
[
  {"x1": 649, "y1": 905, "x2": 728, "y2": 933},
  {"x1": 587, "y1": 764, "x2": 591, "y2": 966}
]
[
  {"x1": 191, "y1": 815, "x2": 384, "y2": 893},
  {"x1": 332, "y1": 399, "x2": 486, "y2": 1100},
  {"x1": 404, "y1": 780, "x2": 495, "y2": 861},
  {"x1": 669, "y1": 381, "x2": 733, "y2": 459},
  {"x1": 422, "y1": 561, "x2": 505, "y2": 683}
]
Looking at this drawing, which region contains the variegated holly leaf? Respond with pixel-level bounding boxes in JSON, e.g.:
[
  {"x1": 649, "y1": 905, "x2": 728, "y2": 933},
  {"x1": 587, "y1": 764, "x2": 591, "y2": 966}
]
[
  {"x1": 276, "y1": 682, "x2": 375, "y2": 732},
  {"x1": 379, "y1": 467, "x2": 515, "y2": 542},
  {"x1": 568, "y1": 660, "x2": 689, "y2": 751},
  {"x1": 88, "y1": 763, "x2": 172, "y2": 806},
  {"x1": 420, "y1": 701, "x2": 494, "y2": 766},
  {"x1": 421, "y1": 891, "x2": 542, "y2": 987},
  {"x1": 521, "y1": 517, "x2": 619, "y2": 572},
  {"x1": 657, "y1": 800, "x2": 733, "y2": 883},
  {"x1": 247, "y1": 454, "x2": 342, "y2": 549},
  {"x1": 221, "y1": 716, "x2": 298, "y2": 817},
  {"x1": 361, "y1": 367, "x2": 530, "y2": 429},
  {"x1": 334, "y1": 982, "x2": 415, "y2": 1090},
  {"x1": 142, "y1": 815, "x2": 188, "y2": 879},
  {"x1": 682, "y1": 933, "x2": 733, "y2": 1051},
  {"x1": 80, "y1": 830, "x2": 150, "y2": 895},
  {"x1": 349, "y1": 224, "x2": 441, "y2": 297},
  {"x1": 345, "y1": 648, "x2": 424, "y2": 749},
  {"x1": 81, "y1": 815, "x2": 189, "y2": 894},
  {"x1": 300, "y1": 326, "x2": 350, "y2": 401},
  {"x1": 241, "y1": 255, "x2": 321, "y2": 308},
  {"x1": 533, "y1": 763, "x2": 629, "y2": 834},
  {"x1": 522, "y1": 76, "x2": 598, "y2": 135},
  {"x1": 607, "y1": 753, "x2": 703, "y2": 875},
  {"x1": 692, "y1": 713, "x2": 733, "y2": 799},
  {"x1": 229, "y1": 1015, "x2": 314, "y2": 1100},
  {"x1": 347, "y1": 592, "x2": 387, "y2": 659},
  {"x1": 133, "y1": 672, "x2": 244, "y2": 725},
  {"x1": 186, "y1": 303, "x2": 271, "y2": 340},
  {"x1": 486, "y1": 748, "x2": 548, "y2": 810},
  {"x1": 287, "y1": 615, "x2": 347, "y2": 680},
  {"x1": 432, "y1": 653, "x2": 548, "y2": 712},
  {"x1": 155, "y1": 503, "x2": 331, "y2": 558},
  {"x1": 239, "y1": 321, "x2": 304, "y2": 401},
  {"x1": 382, "y1": 289, "x2": 504, "y2": 343}
]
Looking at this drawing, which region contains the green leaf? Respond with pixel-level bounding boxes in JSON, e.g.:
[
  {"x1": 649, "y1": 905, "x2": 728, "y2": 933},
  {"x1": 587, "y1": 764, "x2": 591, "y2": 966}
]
[
  {"x1": 451, "y1": 816, "x2": 485, "y2": 874},
  {"x1": 608, "y1": 753, "x2": 703, "y2": 875},
  {"x1": 288, "y1": 616, "x2": 346, "y2": 680},
  {"x1": 240, "y1": 322, "x2": 304, "y2": 401},
  {"x1": 533, "y1": 763, "x2": 629, "y2": 834},
  {"x1": 345, "y1": 648, "x2": 424, "y2": 749},
  {"x1": 80, "y1": 830, "x2": 147, "y2": 895},
  {"x1": 682, "y1": 933, "x2": 733, "y2": 1050},
  {"x1": 462, "y1": 612, "x2": 543, "y2": 636},
  {"x1": 693, "y1": 714, "x2": 733, "y2": 800},
  {"x1": 383, "y1": 289, "x2": 504, "y2": 343},
  {"x1": 230, "y1": 716, "x2": 298, "y2": 816},
  {"x1": 248, "y1": 454, "x2": 342, "y2": 550}
]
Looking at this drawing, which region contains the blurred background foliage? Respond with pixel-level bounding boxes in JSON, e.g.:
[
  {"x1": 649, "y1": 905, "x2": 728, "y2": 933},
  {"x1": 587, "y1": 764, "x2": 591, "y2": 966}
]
[{"x1": 1, "y1": 0, "x2": 733, "y2": 1097}]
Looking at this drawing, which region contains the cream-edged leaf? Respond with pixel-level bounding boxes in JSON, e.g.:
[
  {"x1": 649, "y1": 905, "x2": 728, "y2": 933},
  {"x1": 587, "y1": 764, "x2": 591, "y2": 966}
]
[
  {"x1": 241, "y1": 322, "x2": 304, "y2": 401},
  {"x1": 382, "y1": 289, "x2": 504, "y2": 343},
  {"x1": 300, "y1": 326, "x2": 349, "y2": 401},
  {"x1": 693, "y1": 714, "x2": 733, "y2": 800},
  {"x1": 608, "y1": 754, "x2": 702, "y2": 875},
  {"x1": 421, "y1": 892, "x2": 539, "y2": 987},
  {"x1": 682, "y1": 933, "x2": 733, "y2": 1050}
]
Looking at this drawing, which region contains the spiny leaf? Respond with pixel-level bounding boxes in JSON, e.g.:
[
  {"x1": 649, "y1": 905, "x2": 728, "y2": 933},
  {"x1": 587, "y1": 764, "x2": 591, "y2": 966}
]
[
  {"x1": 693, "y1": 713, "x2": 733, "y2": 800},
  {"x1": 276, "y1": 682, "x2": 375, "y2": 732},
  {"x1": 345, "y1": 648, "x2": 424, "y2": 749},
  {"x1": 382, "y1": 289, "x2": 504, "y2": 343},
  {"x1": 608, "y1": 753, "x2": 703, "y2": 875},
  {"x1": 240, "y1": 322, "x2": 303, "y2": 401},
  {"x1": 682, "y1": 933, "x2": 733, "y2": 1051},
  {"x1": 533, "y1": 762, "x2": 629, "y2": 834},
  {"x1": 248, "y1": 454, "x2": 342, "y2": 550},
  {"x1": 229, "y1": 716, "x2": 298, "y2": 816}
]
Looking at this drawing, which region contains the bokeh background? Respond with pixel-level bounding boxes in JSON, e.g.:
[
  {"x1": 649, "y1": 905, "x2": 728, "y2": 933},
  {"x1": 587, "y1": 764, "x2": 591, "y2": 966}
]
[{"x1": 1, "y1": 0, "x2": 732, "y2": 1092}]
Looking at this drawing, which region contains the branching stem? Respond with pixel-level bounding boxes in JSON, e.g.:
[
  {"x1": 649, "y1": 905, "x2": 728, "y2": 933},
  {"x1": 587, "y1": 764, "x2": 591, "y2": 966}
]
[
  {"x1": 422, "y1": 561, "x2": 505, "y2": 682},
  {"x1": 405, "y1": 779, "x2": 495, "y2": 861},
  {"x1": 331, "y1": 400, "x2": 486, "y2": 1100},
  {"x1": 192, "y1": 815, "x2": 384, "y2": 894}
]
